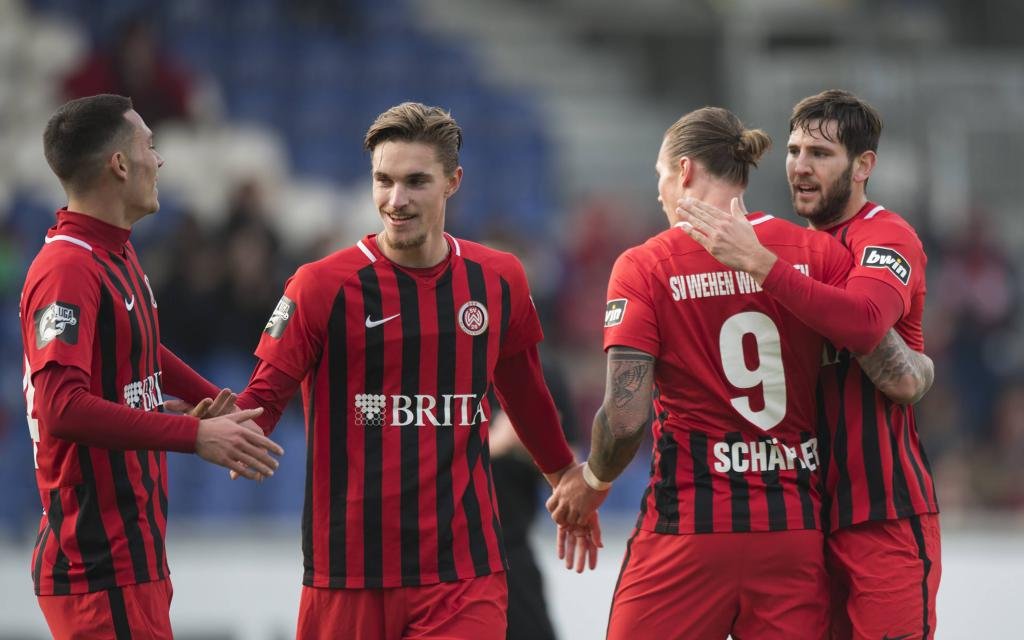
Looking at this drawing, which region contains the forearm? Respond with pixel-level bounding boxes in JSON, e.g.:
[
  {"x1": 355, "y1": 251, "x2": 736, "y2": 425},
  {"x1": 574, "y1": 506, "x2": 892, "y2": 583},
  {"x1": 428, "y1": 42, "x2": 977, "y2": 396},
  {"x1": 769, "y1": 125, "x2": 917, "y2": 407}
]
[
  {"x1": 160, "y1": 345, "x2": 220, "y2": 403},
  {"x1": 493, "y1": 346, "x2": 575, "y2": 474},
  {"x1": 586, "y1": 405, "x2": 646, "y2": 482},
  {"x1": 235, "y1": 360, "x2": 300, "y2": 435},
  {"x1": 857, "y1": 329, "x2": 935, "y2": 404},
  {"x1": 36, "y1": 365, "x2": 199, "y2": 452},
  {"x1": 761, "y1": 262, "x2": 901, "y2": 354}
]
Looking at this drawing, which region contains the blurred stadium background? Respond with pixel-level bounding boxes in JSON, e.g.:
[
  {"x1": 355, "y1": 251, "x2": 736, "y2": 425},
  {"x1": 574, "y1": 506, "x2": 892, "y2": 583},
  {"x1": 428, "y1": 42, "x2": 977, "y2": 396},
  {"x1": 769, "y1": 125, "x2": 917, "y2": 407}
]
[{"x1": 0, "y1": 0, "x2": 1021, "y2": 637}]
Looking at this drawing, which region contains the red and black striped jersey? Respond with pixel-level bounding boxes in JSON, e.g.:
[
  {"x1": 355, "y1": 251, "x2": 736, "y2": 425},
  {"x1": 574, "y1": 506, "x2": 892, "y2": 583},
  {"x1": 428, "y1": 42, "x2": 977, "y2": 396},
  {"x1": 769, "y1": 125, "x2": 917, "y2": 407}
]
[
  {"x1": 21, "y1": 210, "x2": 170, "y2": 595},
  {"x1": 817, "y1": 202, "x2": 939, "y2": 532},
  {"x1": 255, "y1": 233, "x2": 550, "y2": 588},
  {"x1": 604, "y1": 215, "x2": 852, "y2": 534}
]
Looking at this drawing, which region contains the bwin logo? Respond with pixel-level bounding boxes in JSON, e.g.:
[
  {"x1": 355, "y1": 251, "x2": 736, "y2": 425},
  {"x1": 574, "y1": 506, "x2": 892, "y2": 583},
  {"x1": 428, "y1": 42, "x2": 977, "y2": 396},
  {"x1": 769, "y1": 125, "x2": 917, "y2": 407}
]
[{"x1": 861, "y1": 246, "x2": 911, "y2": 285}]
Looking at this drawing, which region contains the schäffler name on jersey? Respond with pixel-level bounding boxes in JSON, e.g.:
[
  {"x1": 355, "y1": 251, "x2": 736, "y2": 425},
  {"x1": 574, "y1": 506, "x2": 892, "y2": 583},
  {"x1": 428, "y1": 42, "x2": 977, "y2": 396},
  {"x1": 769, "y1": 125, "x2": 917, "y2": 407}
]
[
  {"x1": 354, "y1": 393, "x2": 488, "y2": 427},
  {"x1": 712, "y1": 436, "x2": 819, "y2": 473},
  {"x1": 668, "y1": 264, "x2": 810, "y2": 301}
]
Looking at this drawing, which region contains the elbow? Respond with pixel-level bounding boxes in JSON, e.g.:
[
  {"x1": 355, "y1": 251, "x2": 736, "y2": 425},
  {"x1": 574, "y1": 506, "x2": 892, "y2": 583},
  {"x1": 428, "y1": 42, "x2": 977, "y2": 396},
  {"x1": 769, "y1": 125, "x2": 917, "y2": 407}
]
[
  {"x1": 879, "y1": 374, "x2": 920, "y2": 405},
  {"x1": 849, "y1": 328, "x2": 887, "y2": 357},
  {"x1": 601, "y1": 405, "x2": 647, "y2": 441}
]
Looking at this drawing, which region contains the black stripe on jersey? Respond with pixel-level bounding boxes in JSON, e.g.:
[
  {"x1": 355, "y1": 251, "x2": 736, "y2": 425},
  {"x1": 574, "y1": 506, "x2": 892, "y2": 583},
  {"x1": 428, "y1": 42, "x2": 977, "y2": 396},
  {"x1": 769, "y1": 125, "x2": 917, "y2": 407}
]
[
  {"x1": 358, "y1": 266, "x2": 385, "y2": 588},
  {"x1": 120, "y1": 254, "x2": 169, "y2": 573},
  {"x1": 33, "y1": 524, "x2": 50, "y2": 594},
  {"x1": 303, "y1": 370, "x2": 318, "y2": 585},
  {"x1": 75, "y1": 455, "x2": 116, "y2": 591},
  {"x1": 107, "y1": 586, "x2": 132, "y2": 639},
  {"x1": 724, "y1": 432, "x2": 751, "y2": 532},
  {"x1": 498, "y1": 277, "x2": 511, "y2": 345},
  {"x1": 324, "y1": 286, "x2": 349, "y2": 587},
  {"x1": 860, "y1": 371, "x2": 888, "y2": 521},
  {"x1": 47, "y1": 490, "x2": 72, "y2": 594},
  {"x1": 908, "y1": 515, "x2": 934, "y2": 640},
  {"x1": 759, "y1": 436, "x2": 788, "y2": 531},
  {"x1": 435, "y1": 270, "x2": 458, "y2": 582},
  {"x1": 902, "y1": 413, "x2": 931, "y2": 508},
  {"x1": 74, "y1": 289, "x2": 118, "y2": 592},
  {"x1": 832, "y1": 352, "x2": 854, "y2": 529},
  {"x1": 107, "y1": 451, "x2": 151, "y2": 584},
  {"x1": 884, "y1": 400, "x2": 914, "y2": 518},
  {"x1": 839, "y1": 226, "x2": 850, "y2": 246},
  {"x1": 96, "y1": 255, "x2": 153, "y2": 583},
  {"x1": 653, "y1": 432, "x2": 679, "y2": 534},
  {"x1": 815, "y1": 381, "x2": 832, "y2": 531},
  {"x1": 463, "y1": 260, "x2": 492, "y2": 574},
  {"x1": 394, "y1": 268, "x2": 421, "y2": 584},
  {"x1": 796, "y1": 432, "x2": 817, "y2": 530},
  {"x1": 690, "y1": 431, "x2": 713, "y2": 533}
]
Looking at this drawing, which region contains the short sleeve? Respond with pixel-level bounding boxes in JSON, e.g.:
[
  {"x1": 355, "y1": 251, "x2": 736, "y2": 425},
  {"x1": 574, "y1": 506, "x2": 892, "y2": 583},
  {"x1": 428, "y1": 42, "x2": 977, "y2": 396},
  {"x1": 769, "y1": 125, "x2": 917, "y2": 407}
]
[
  {"x1": 498, "y1": 257, "x2": 543, "y2": 358},
  {"x1": 603, "y1": 249, "x2": 660, "y2": 357},
  {"x1": 845, "y1": 217, "x2": 924, "y2": 313},
  {"x1": 22, "y1": 254, "x2": 101, "y2": 376},
  {"x1": 254, "y1": 265, "x2": 330, "y2": 381}
]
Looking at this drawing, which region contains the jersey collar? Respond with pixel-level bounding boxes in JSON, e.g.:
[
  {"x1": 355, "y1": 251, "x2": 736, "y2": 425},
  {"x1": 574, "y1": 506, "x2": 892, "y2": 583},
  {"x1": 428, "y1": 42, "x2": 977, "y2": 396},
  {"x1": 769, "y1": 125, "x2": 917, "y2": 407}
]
[{"x1": 49, "y1": 209, "x2": 131, "y2": 253}]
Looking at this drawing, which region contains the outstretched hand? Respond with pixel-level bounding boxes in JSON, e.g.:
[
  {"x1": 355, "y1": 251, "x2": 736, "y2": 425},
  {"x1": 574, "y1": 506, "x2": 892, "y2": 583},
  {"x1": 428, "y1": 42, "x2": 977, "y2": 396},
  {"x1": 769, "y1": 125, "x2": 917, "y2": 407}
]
[
  {"x1": 675, "y1": 196, "x2": 777, "y2": 280},
  {"x1": 195, "y1": 407, "x2": 284, "y2": 481},
  {"x1": 556, "y1": 513, "x2": 603, "y2": 572},
  {"x1": 165, "y1": 388, "x2": 238, "y2": 418}
]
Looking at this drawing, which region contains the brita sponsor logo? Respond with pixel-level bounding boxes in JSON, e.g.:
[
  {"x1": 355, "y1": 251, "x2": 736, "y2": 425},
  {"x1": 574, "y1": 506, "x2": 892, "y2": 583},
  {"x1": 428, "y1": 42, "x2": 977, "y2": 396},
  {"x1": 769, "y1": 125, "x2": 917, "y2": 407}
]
[
  {"x1": 861, "y1": 246, "x2": 911, "y2": 285},
  {"x1": 353, "y1": 393, "x2": 488, "y2": 427}
]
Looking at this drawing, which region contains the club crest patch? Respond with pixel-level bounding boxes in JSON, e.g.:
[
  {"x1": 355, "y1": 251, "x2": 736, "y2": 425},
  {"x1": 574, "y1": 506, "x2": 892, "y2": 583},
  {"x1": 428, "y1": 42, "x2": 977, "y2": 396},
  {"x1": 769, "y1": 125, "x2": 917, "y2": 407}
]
[
  {"x1": 458, "y1": 300, "x2": 489, "y2": 336},
  {"x1": 264, "y1": 296, "x2": 296, "y2": 339},
  {"x1": 604, "y1": 298, "x2": 627, "y2": 327},
  {"x1": 35, "y1": 301, "x2": 80, "y2": 348},
  {"x1": 861, "y1": 246, "x2": 911, "y2": 285}
]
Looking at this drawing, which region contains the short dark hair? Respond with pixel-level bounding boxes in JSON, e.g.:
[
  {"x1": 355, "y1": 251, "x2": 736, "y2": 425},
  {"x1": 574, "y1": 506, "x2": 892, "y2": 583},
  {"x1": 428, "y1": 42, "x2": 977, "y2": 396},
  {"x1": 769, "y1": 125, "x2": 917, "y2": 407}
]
[
  {"x1": 789, "y1": 90, "x2": 882, "y2": 158},
  {"x1": 663, "y1": 106, "x2": 772, "y2": 187},
  {"x1": 43, "y1": 94, "x2": 134, "y2": 192},
  {"x1": 363, "y1": 102, "x2": 462, "y2": 176}
]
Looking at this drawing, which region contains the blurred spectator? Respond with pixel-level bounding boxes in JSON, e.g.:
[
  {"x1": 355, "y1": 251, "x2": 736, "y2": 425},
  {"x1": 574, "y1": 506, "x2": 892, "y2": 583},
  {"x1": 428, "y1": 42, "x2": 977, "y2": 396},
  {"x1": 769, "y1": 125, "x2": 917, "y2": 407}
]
[{"x1": 62, "y1": 18, "x2": 195, "y2": 128}]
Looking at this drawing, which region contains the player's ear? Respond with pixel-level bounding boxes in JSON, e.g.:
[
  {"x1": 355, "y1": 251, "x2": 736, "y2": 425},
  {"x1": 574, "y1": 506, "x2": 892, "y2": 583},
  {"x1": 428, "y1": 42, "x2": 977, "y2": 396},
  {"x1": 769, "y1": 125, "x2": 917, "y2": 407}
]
[
  {"x1": 108, "y1": 150, "x2": 129, "y2": 182},
  {"x1": 679, "y1": 156, "x2": 694, "y2": 188},
  {"x1": 444, "y1": 166, "x2": 463, "y2": 199},
  {"x1": 852, "y1": 150, "x2": 876, "y2": 185}
]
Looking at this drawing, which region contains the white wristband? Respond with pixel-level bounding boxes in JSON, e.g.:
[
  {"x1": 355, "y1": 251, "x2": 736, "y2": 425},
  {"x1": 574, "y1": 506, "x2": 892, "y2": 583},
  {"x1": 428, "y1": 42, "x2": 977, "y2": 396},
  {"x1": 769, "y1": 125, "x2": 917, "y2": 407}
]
[{"x1": 582, "y1": 461, "x2": 612, "y2": 491}]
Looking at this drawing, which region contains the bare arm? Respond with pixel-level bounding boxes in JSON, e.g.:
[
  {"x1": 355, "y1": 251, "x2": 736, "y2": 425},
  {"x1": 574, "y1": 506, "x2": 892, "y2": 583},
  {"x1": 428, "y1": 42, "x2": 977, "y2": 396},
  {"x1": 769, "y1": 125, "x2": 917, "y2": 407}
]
[
  {"x1": 588, "y1": 348, "x2": 655, "y2": 482},
  {"x1": 857, "y1": 328, "x2": 934, "y2": 404},
  {"x1": 546, "y1": 346, "x2": 654, "y2": 531}
]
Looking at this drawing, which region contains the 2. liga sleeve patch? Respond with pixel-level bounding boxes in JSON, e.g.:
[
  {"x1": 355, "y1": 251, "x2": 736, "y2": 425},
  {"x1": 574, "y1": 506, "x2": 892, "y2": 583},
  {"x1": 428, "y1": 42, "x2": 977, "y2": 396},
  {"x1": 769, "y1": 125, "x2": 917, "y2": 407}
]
[
  {"x1": 860, "y1": 246, "x2": 911, "y2": 285},
  {"x1": 34, "y1": 301, "x2": 80, "y2": 349},
  {"x1": 604, "y1": 298, "x2": 627, "y2": 327},
  {"x1": 264, "y1": 296, "x2": 296, "y2": 338}
]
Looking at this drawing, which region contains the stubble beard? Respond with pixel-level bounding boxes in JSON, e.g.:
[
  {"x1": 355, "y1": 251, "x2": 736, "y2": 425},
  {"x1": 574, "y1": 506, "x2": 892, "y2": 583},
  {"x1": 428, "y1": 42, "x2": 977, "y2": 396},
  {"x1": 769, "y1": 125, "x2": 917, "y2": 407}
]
[
  {"x1": 382, "y1": 230, "x2": 427, "y2": 251},
  {"x1": 792, "y1": 162, "x2": 852, "y2": 229}
]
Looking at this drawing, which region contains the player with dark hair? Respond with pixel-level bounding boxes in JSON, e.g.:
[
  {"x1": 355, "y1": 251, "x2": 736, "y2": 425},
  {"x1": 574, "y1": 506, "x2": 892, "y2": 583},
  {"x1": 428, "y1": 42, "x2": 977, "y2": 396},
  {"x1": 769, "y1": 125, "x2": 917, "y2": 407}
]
[
  {"x1": 22, "y1": 94, "x2": 282, "y2": 639},
  {"x1": 232, "y1": 102, "x2": 597, "y2": 639},
  {"x1": 677, "y1": 89, "x2": 939, "y2": 639}
]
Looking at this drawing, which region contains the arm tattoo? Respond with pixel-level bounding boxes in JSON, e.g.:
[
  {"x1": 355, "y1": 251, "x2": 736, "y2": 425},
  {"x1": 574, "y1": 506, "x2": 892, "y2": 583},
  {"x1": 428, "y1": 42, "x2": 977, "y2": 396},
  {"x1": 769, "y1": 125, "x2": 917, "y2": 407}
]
[
  {"x1": 588, "y1": 347, "x2": 656, "y2": 481},
  {"x1": 857, "y1": 328, "x2": 934, "y2": 403}
]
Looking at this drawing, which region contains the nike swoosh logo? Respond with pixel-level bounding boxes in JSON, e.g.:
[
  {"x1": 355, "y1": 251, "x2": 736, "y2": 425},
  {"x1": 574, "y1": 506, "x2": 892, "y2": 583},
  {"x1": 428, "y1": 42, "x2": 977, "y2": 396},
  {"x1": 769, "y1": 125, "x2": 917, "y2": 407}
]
[
  {"x1": 125, "y1": 295, "x2": 135, "y2": 311},
  {"x1": 365, "y1": 313, "x2": 400, "y2": 328}
]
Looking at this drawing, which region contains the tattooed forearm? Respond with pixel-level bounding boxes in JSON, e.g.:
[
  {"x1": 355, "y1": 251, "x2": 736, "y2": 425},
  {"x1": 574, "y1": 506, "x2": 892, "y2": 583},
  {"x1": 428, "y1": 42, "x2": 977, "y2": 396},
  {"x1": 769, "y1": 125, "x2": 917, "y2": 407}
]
[
  {"x1": 611, "y1": 361, "x2": 652, "y2": 408},
  {"x1": 857, "y1": 328, "x2": 935, "y2": 404},
  {"x1": 588, "y1": 406, "x2": 647, "y2": 482},
  {"x1": 588, "y1": 348, "x2": 656, "y2": 481}
]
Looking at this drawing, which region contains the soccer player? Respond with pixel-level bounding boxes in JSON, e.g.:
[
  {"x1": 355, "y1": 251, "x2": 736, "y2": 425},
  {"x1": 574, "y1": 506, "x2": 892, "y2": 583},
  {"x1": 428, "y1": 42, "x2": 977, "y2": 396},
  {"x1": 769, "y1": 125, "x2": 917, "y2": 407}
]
[
  {"x1": 677, "y1": 90, "x2": 939, "y2": 639},
  {"x1": 547, "y1": 106, "x2": 866, "y2": 639},
  {"x1": 233, "y1": 102, "x2": 594, "y2": 639},
  {"x1": 21, "y1": 94, "x2": 283, "y2": 639}
]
